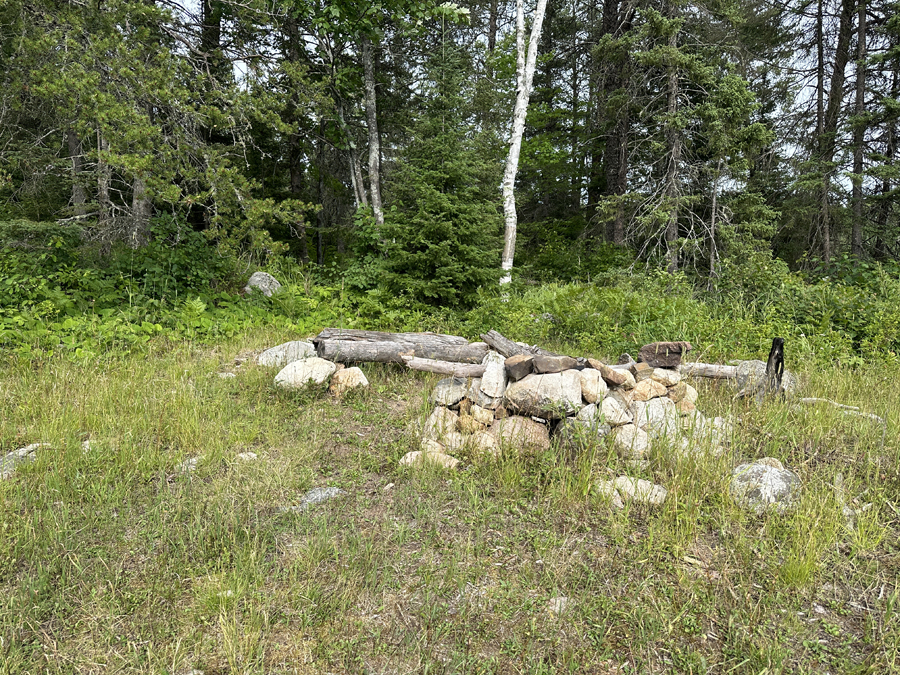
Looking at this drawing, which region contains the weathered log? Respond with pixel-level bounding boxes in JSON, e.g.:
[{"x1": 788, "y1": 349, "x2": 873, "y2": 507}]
[
  {"x1": 317, "y1": 339, "x2": 488, "y2": 364},
  {"x1": 678, "y1": 363, "x2": 738, "y2": 379},
  {"x1": 401, "y1": 356, "x2": 486, "y2": 378},
  {"x1": 314, "y1": 328, "x2": 469, "y2": 347},
  {"x1": 480, "y1": 329, "x2": 565, "y2": 359},
  {"x1": 480, "y1": 330, "x2": 529, "y2": 357}
]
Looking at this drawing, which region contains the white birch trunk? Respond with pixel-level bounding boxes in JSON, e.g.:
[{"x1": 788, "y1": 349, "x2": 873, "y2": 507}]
[
  {"x1": 361, "y1": 36, "x2": 384, "y2": 229},
  {"x1": 500, "y1": 0, "x2": 549, "y2": 285}
]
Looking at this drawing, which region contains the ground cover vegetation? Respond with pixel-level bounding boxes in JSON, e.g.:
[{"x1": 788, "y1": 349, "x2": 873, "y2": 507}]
[{"x1": 1, "y1": 0, "x2": 900, "y2": 671}]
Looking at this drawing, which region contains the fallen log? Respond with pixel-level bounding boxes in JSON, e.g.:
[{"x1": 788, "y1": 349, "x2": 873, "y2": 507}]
[
  {"x1": 314, "y1": 328, "x2": 469, "y2": 347},
  {"x1": 401, "y1": 356, "x2": 486, "y2": 378},
  {"x1": 317, "y1": 339, "x2": 489, "y2": 364},
  {"x1": 480, "y1": 329, "x2": 565, "y2": 359},
  {"x1": 678, "y1": 363, "x2": 738, "y2": 379}
]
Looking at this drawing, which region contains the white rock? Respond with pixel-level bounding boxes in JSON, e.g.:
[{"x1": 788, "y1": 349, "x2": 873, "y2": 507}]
[
  {"x1": 471, "y1": 405, "x2": 494, "y2": 426},
  {"x1": 236, "y1": 452, "x2": 258, "y2": 461},
  {"x1": 328, "y1": 367, "x2": 369, "y2": 397},
  {"x1": 631, "y1": 379, "x2": 668, "y2": 401},
  {"x1": 579, "y1": 368, "x2": 608, "y2": 404},
  {"x1": 613, "y1": 476, "x2": 668, "y2": 505},
  {"x1": 601, "y1": 396, "x2": 632, "y2": 426},
  {"x1": 503, "y1": 370, "x2": 583, "y2": 419},
  {"x1": 650, "y1": 368, "x2": 681, "y2": 387},
  {"x1": 491, "y1": 416, "x2": 551, "y2": 452},
  {"x1": 274, "y1": 357, "x2": 337, "y2": 388},
  {"x1": 633, "y1": 397, "x2": 680, "y2": 439},
  {"x1": 176, "y1": 456, "x2": 200, "y2": 474},
  {"x1": 480, "y1": 351, "x2": 508, "y2": 398},
  {"x1": 422, "y1": 406, "x2": 459, "y2": 441},
  {"x1": 470, "y1": 431, "x2": 501, "y2": 456},
  {"x1": 257, "y1": 341, "x2": 316, "y2": 367},
  {"x1": 217, "y1": 372, "x2": 236, "y2": 379},
  {"x1": 547, "y1": 596, "x2": 572, "y2": 615},
  {"x1": 243, "y1": 271, "x2": 282, "y2": 297},
  {"x1": 399, "y1": 450, "x2": 460, "y2": 470},
  {"x1": 595, "y1": 479, "x2": 625, "y2": 510},
  {"x1": 611, "y1": 424, "x2": 651, "y2": 459},
  {"x1": 730, "y1": 460, "x2": 800, "y2": 514}
]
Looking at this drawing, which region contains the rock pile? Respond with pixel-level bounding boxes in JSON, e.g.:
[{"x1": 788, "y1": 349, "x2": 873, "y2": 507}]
[{"x1": 404, "y1": 345, "x2": 736, "y2": 485}]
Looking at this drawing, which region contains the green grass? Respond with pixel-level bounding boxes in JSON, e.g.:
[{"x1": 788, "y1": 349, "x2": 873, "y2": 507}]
[{"x1": 0, "y1": 328, "x2": 898, "y2": 673}]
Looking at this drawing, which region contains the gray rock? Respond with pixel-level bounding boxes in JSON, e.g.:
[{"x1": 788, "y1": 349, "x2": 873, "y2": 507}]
[
  {"x1": 505, "y1": 354, "x2": 534, "y2": 381},
  {"x1": 480, "y1": 351, "x2": 508, "y2": 398},
  {"x1": 533, "y1": 355, "x2": 578, "y2": 374},
  {"x1": 601, "y1": 396, "x2": 632, "y2": 426},
  {"x1": 257, "y1": 340, "x2": 316, "y2": 367},
  {"x1": 274, "y1": 357, "x2": 337, "y2": 388},
  {"x1": 0, "y1": 444, "x2": 44, "y2": 479},
  {"x1": 243, "y1": 271, "x2": 282, "y2": 297},
  {"x1": 288, "y1": 487, "x2": 347, "y2": 512},
  {"x1": 734, "y1": 360, "x2": 799, "y2": 400},
  {"x1": 730, "y1": 460, "x2": 800, "y2": 513},
  {"x1": 432, "y1": 377, "x2": 469, "y2": 406},
  {"x1": 467, "y1": 378, "x2": 502, "y2": 409},
  {"x1": 503, "y1": 370, "x2": 583, "y2": 419}
]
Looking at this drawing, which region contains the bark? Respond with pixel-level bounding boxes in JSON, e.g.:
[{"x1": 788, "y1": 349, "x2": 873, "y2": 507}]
[
  {"x1": 664, "y1": 1, "x2": 682, "y2": 273},
  {"x1": 361, "y1": 36, "x2": 384, "y2": 229},
  {"x1": 317, "y1": 340, "x2": 489, "y2": 364},
  {"x1": 480, "y1": 330, "x2": 563, "y2": 358},
  {"x1": 815, "y1": 0, "x2": 855, "y2": 260},
  {"x1": 97, "y1": 131, "x2": 111, "y2": 227},
  {"x1": 488, "y1": 0, "x2": 498, "y2": 53},
  {"x1": 129, "y1": 175, "x2": 151, "y2": 248},
  {"x1": 285, "y1": 16, "x2": 310, "y2": 263},
  {"x1": 402, "y1": 357, "x2": 487, "y2": 378},
  {"x1": 677, "y1": 363, "x2": 738, "y2": 379},
  {"x1": 500, "y1": 0, "x2": 549, "y2": 284},
  {"x1": 201, "y1": 0, "x2": 224, "y2": 78},
  {"x1": 709, "y1": 159, "x2": 722, "y2": 281},
  {"x1": 315, "y1": 328, "x2": 470, "y2": 346},
  {"x1": 67, "y1": 130, "x2": 87, "y2": 216},
  {"x1": 336, "y1": 100, "x2": 368, "y2": 209},
  {"x1": 851, "y1": 0, "x2": 866, "y2": 256}
]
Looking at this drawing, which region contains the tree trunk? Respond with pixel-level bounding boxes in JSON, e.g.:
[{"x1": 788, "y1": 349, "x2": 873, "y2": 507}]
[
  {"x1": 488, "y1": 0, "x2": 498, "y2": 53},
  {"x1": 316, "y1": 126, "x2": 326, "y2": 265},
  {"x1": 500, "y1": 0, "x2": 549, "y2": 284},
  {"x1": 315, "y1": 327, "x2": 470, "y2": 344},
  {"x1": 129, "y1": 175, "x2": 151, "y2": 248},
  {"x1": 67, "y1": 130, "x2": 87, "y2": 216},
  {"x1": 402, "y1": 357, "x2": 487, "y2": 378},
  {"x1": 289, "y1": 130, "x2": 310, "y2": 263},
  {"x1": 361, "y1": 36, "x2": 384, "y2": 229},
  {"x1": 97, "y1": 131, "x2": 111, "y2": 227},
  {"x1": 317, "y1": 340, "x2": 490, "y2": 364},
  {"x1": 663, "y1": 4, "x2": 682, "y2": 273},
  {"x1": 709, "y1": 159, "x2": 722, "y2": 282},
  {"x1": 815, "y1": 0, "x2": 854, "y2": 261},
  {"x1": 851, "y1": 0, "x2": 867, "y2": 256}
]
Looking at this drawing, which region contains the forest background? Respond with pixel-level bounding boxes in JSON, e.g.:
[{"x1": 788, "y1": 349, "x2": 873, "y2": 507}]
[{"x1": 2, "y1": 0, "x2": 900, "y2": 364}]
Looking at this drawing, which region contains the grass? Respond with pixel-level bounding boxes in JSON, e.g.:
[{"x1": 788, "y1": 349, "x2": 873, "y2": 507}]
[{"x1": 0, "y1": 328, "x2": 898, "y2": 674}]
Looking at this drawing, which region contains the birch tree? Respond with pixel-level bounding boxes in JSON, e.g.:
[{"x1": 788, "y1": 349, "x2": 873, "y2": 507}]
[{"x1": 500, "y1": 0, "x2": 549, "y2": 285}]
